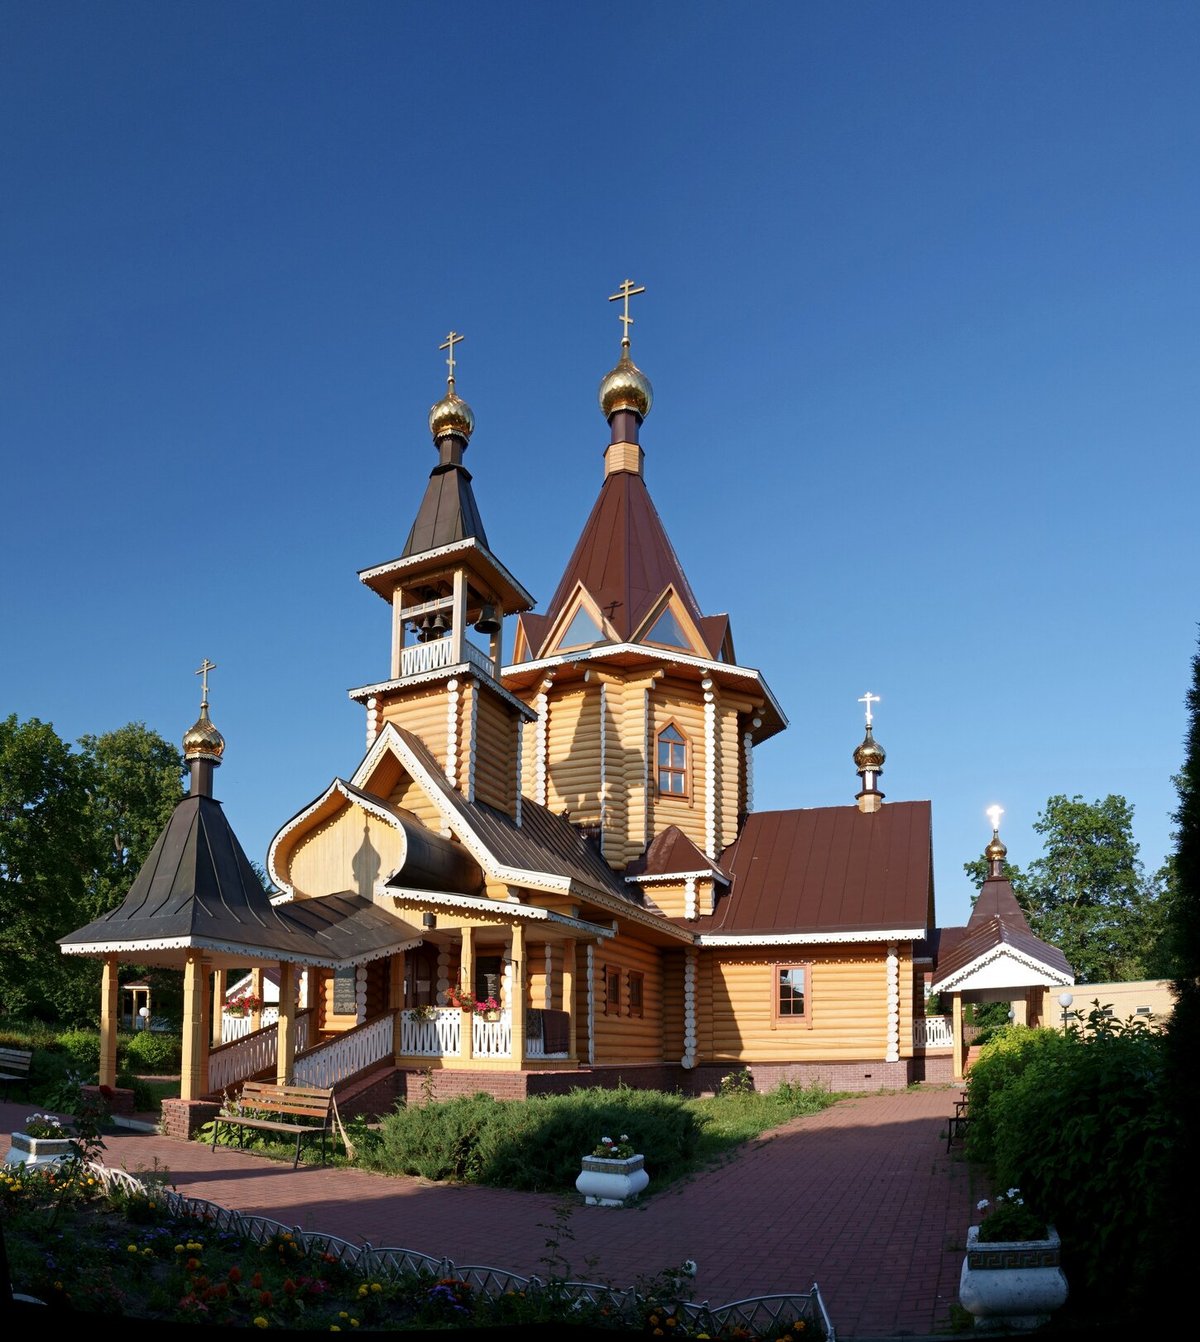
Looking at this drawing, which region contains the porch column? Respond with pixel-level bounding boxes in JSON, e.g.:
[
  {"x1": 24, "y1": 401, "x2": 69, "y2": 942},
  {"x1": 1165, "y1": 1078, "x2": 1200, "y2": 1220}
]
[
  {"x1": 251, "y1": 967, "x2": 265, "y2": 1031},
  {"x1": 952, "y1": 990, "x2": 965, "y2": 1083},
  {"x1": 460, "y1": 927, "x2": 475, "y2": 1062},
  {"x1": 562, "y1": 939, "x2": 577, "y2": 1061},
  {"x1": 211, "y1": 968, "x2": 227, "y2": 1045},
  {"x1": 389, "y1": 951, "x2": 406, "y2": 1063},
  {"x1": 276, "y1": 961, "x2": 298, "y2": 1084},
  {"x1": 180, "y1": 952, "x2": 209, "y2": 1101},
  {"x1": 1012, "y1": 992, "x2": 1029, "y2": 1026},
  {"x1": 511, "y1": 922, "x2": 527, "y2": 1064},
  {"x1": 99, "y1": 955, "x2": 119, "y2": 1088}
]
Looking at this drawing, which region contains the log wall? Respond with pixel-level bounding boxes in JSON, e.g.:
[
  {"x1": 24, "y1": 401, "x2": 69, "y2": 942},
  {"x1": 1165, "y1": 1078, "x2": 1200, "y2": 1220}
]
[
  {"x1": 590, "y1": 933, "x2": 665, "y2": 1064},
  {"x1": 289, "y1": 806, "x2": 404, "y2": 901}
]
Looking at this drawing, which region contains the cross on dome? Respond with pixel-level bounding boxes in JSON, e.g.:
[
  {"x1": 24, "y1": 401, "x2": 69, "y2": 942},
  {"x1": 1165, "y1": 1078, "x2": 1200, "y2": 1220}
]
[
  {"x1": 858, "y1": 691, "x2": 880, "y2": 726},
  {"x1": 439, "y1": 330, "x2": 464, "y2": 389},
  {"x1": 608, "y1": 278, "x2": 645, "y2": 348},
  {"x1": 987, "y1": 804, "x2": 1004, "y2": 834},
  {"x1": 195, "y1": 657, "x2": 217, "y2": 706}
]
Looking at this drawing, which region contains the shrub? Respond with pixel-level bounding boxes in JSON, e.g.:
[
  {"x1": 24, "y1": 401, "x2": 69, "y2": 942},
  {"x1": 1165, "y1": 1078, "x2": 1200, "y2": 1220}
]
[
  {"x1": 122, "y1": 1029, "x2": 182, "y2": 1071},
  {"x1": 963, "y1": 1025, "x2": 1067, "y2": 1164},
  {"x1": 53, "y1": 1028, "x2": 101, "y2": 1071}
]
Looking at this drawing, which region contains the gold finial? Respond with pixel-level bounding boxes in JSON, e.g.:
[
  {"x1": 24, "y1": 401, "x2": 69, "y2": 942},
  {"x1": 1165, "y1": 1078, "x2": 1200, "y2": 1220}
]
[
  {"x1": 195, "y1": 657, "x2": 217, "y2": 708},
  {"x1": 439, "y1": 330, "x2": 464, "y2": 390},
  {"x1": 858, "y1": 691, "x2": 880, "y2": 727},
  {"x1": 608, "y1": 279, "x2": 645, "y2": 349}
]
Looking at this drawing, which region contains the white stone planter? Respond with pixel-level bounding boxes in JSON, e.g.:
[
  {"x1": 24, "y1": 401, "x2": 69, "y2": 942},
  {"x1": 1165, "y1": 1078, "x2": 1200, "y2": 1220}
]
[
  {"x1": 5, "y1": 1132, "x2": 75, "y2": 1168},
  {"x1": 959, "y1": 1224, "x2": 1068, "y2": 1330},
  {"x1": 576, "y1": 1153, "x2": 650, "y2": 1207}
]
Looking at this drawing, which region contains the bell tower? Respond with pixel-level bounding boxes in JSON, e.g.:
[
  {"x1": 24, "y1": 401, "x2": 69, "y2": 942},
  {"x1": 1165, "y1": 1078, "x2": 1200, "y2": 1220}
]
[{"x1": 350, "y1": 333, "x2": 536, "y2": 817}]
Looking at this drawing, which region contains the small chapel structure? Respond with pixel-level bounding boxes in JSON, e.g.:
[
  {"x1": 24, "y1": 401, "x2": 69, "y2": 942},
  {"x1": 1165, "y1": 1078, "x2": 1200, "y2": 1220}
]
[{"x1": 59, "y1": 283, "x2": 1074, "y2": 1134}]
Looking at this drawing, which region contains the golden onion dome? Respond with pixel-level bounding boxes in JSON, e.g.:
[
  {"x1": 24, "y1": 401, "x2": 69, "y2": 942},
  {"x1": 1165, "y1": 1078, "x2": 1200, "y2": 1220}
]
[
  {"x1": 985, "y1": 832, "x2": 1007, "y2": 864},
  {"x1": 853, "y1": 725, "x2": 886, "y2": 771},
  {"x1": 183, "y1": 706, "x2": 225, "y2": 761},
  {"x1": 599, "y1": 350, "x2": 653, "y2": 420},
  {"x1": 428, "y1": 388, "x2": 475, "y2": 443}
]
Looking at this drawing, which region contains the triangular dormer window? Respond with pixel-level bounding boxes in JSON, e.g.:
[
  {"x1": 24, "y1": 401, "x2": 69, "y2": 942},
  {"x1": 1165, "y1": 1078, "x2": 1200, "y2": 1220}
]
[
  {"x1": 555, "y1": 605, "x2": 605, "y2": 652},
  {"x1": 645, "y1": 607, "x2": 691, "y2": 651}
]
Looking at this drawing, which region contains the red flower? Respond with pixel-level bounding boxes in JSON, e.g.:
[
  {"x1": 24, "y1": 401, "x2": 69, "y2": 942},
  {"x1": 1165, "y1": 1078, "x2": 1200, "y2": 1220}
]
[
  {"x1": 251, "y1": 1273, "x2": 263, "y2": 1288},
  {"x1": 228, "y1": 1266, "x2": 242, "y2": 1283},
  {"x1": 258, "y1": 1290, "x2": 273, "y2": 1307},
  {"x1": 283, "y1": 1278, "x2": 296, "y2": 1295}
]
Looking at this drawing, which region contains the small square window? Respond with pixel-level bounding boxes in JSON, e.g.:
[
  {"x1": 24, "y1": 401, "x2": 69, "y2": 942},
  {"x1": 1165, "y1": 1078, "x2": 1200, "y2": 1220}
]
[{"x1": 774, "y1": 963, "x2": 811, "y2": 1024}]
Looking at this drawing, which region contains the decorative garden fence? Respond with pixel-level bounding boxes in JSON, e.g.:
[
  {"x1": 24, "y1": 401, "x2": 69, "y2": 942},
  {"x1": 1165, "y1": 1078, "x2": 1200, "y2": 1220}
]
[{"x1": 85, "y1": 1162, "x2": 836, "y2": 1339}]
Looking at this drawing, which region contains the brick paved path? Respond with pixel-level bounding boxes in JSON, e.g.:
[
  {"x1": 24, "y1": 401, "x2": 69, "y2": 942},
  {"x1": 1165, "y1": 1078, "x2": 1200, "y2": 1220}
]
[{"x1": 3, "y1": 1084, "x2": 979, "y2": 1339}]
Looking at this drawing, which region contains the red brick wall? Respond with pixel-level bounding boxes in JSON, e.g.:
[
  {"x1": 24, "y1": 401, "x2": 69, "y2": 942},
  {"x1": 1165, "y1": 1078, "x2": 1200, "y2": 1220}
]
[{"x1": 160, "y1": 1098, "x2": 221, "y2": 1140}]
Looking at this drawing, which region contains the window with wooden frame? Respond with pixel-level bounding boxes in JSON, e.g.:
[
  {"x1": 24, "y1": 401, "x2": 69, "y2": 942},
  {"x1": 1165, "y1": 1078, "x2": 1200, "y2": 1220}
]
[
  {"x1": 656, "y1": 722, "x2": 688, "y2": 796},
  {"x1": 627, "y1": 970, "x2": 644, "y2": 1018},
  {"x1": 604, "y1": 964, "x2": 621, "y2": 1015},
  {"x1": 774, "y1": 963, "x2": 811, "y2": 1024}
]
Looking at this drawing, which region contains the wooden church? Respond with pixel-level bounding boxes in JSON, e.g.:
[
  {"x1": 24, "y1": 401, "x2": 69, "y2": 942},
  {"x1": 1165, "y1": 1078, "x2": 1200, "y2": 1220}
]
[{"x1": 59, "y1": 283, "x2": 1074, "y2": 1134}]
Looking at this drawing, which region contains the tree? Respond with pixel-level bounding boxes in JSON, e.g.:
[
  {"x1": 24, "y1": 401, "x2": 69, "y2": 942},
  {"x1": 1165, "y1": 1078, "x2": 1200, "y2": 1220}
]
[
  {"x1": 0, "y1": 715, "x2": 184, "y2": 1025},
  {"x1": 964, "y1": 793, "x2": 1169, "y2": 982}
]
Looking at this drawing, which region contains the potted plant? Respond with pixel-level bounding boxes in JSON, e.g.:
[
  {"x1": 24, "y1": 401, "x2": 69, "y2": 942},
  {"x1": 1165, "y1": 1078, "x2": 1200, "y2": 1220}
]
[
  {"x1": 5, "y1": 1112, "x2": 74, "y2": 1168},
  {"x1": 959, "y1": 1187, "x2": 1068, "y2": 1330},
  {"x1": 445, "y1": 982, "x2": 476, "y2": 1012},
  {"x1": 473, "y1": 995, "x2": 502, "y2": 1022},
  {"x1": 226, "y1": 991, "x2": 263, "y2": 1017},
  {"x1": 575, "y1": 1133, "x2": 650, "y2": 1207}
]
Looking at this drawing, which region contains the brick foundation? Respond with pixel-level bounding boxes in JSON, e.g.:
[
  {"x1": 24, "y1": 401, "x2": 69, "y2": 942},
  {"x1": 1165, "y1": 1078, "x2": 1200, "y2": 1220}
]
[
  {"x1": 160, "y1": 1097, "x2": 221, "y2": 1140},
  {"x1": 82, "y1": 1084, "x2": 135, "y2": 1117}
]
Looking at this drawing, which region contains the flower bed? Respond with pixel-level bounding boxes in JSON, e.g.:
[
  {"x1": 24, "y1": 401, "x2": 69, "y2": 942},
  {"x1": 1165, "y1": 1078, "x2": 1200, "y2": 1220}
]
[{"x1": 1, "y1": 1159, "x2": 833, "y2": 1337}]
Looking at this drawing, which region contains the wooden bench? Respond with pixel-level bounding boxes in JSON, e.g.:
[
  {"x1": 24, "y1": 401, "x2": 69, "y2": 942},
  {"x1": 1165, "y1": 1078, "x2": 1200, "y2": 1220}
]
[
  {"x1": 0, "y1": 1048, "x2": 33, "y2": 1099},
  {"x1": 946, "y1": 1092, "x2": 970, "y2": 1152},
  {"x1": 211, "y1": 1081, "x2": 335, "y2": 1169}
]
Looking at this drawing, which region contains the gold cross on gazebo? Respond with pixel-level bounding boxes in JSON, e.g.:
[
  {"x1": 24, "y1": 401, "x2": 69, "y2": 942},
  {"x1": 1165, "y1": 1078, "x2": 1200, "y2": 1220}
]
[
  {"x1": 608, "y1": 278, "x2": 645, "y2": 347},
  {"x1": 439, "y1": 330, "x2": 464, "y2": 389},
  {"x1": 195, "y1": 657, "x2": 217, "y2": 706}
]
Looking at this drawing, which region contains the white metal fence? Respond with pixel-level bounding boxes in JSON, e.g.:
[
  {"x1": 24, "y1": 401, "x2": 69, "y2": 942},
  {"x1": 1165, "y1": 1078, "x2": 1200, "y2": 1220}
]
[{"x1": 913, "y1": 1015, "x2": 954, "y2": 1049}]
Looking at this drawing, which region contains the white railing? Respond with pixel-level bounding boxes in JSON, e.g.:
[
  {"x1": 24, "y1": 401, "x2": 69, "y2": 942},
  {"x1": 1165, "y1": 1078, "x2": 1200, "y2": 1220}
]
[
  {"x1": 220, "y1": 1007, "x2": 279, "y2": 1041},
  {"x1": 524, "y1": 1034, "x2": 569, "y2": 1060},
  {"x1": 209, "y1": 1012, "x2": 312, "y2": 1094},
  {"x1": 472, "y1": 1012, "x2": 512, "y2": 1058},
  {"x1": 400, "y1": 637, "x2": 494, "y2": 679},
  {"x1": 400, "y1": 1006, "x2": 461, "y2": 1056},
  {"x1": 914, "y1": 1015, "x2": 954, "y2": 1049},
  {"x1": 295, "y1": 1013, "x2": 396, "y2": 1088}
]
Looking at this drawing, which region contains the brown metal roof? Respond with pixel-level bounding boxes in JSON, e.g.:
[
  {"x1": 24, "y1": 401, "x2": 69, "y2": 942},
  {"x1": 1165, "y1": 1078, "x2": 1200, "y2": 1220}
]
[
  {"x1": 401, "y1": 456, "x2": 488, "y2": 557},
  {"x1": 966, "y1": 875, "x2": 1032, "y2": 933},
  {"x1": 529, "y1": 470, "x2": 724, "y2": 659},
  {"x1": 689, "y1": 801, "x2": 933, "y2": 936},
  {"x1": 625, "y1": 825, "x2": 729, "y2": 882},
  {"x1": 931, "y1": 915, "x2": 1072, "y2": 986}
]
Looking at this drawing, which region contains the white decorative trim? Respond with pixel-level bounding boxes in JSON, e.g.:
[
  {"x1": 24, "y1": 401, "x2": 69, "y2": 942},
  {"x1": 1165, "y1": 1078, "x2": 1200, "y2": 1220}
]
[
  {"x1": 446, "y1": 678, "x2": 460, "y2": 793},
  {"x1": 682, "y1": 947, "x2": 697, "y2": 1069},
  {"x1": 698, "y1": 927, "x2": 926, "y2": 947},
  {"x1": 514, "y1": 722, "x2": 523, "y2": 828},
  {"x1": 543, "y1": 943, "x2": 553, "y2": 1010},
  {"x1": 356, "y1": 963, "x2": 368, "y2": 1026},
  {"x1": 599, "y1": 682, "x2": 607, "y2": 831},
  {"x1": 586, "y1": 944, "x2": 595, "y2": 1065},
  {"x1": 933, "y1": 945, "x2": 1074, "y2": 994},
  {"x1": 60, "y1": 932, "x2": 422, "y2": 968},
  {"x1": 642, "y1": 687, "x2": 651, "y2": 848},
  {"x1": 502, "y1": 643, "x2": 789, "y2": 731},
  {"x1": 437, "y1": 945, "x2": 451, "y2": 1005},
  {"x1": 885, "y1": 942, "x2": 899, "y2": 1063},
  {"x1": 625, "y1": 869, "x2": 725, "y2": 885},
  {"x1": 380, "y1": 884, "x2": 617, "y2": 938},
  {"x1": 703, "y1": 679, "x2": 716, "y2": 858},
  {"x1": 467, "y1": 682, "x2": 479, "y2": 804},
  {"x1": 684, "y1": 875, "x2": 697, "y2": 921},
  {"x1": 359, "y1": 539, "x2": 534, "y2": 609},
  {"x1": 535, "y1": 681, "x2": 550, "y2": 807},
  {"x1": 367, "y1": 696, "x2": 379, "y2": 751},
  {"x1": 744, "y1": 729, "x2": 754, "y2": 815},
  {"x1": 348, "y1": 665, "x2": 535, "y2": 720}
]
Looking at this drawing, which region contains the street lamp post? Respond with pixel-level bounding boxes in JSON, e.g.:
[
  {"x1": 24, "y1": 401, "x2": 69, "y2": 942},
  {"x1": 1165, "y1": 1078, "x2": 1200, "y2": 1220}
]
[{"x1": 1058, "y1": 992, "x2": 1073, "y2": 1030}]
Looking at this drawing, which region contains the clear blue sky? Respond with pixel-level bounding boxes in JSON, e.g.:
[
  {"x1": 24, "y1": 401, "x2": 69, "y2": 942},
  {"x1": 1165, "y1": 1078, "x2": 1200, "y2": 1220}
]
[{"x1": 3, "y1": 2, "x2": 1197, "y2": 931}]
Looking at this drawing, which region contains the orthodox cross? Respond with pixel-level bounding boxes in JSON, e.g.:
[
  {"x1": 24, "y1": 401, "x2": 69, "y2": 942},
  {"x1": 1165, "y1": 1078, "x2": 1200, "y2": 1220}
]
[
  {"x1": 608, "y1": 279, "x2": 645, "y2": 347},
  {"x1": 987, "y1": 804, "x2": 1004, "y2": 834},
  {"x1": 439, "y1": 330, "x2": 463, "y2": 388},
  {"x1": 195, "y1": 658, "x2": 217, "y2": 706},
  {"x1": 603, "y1": 599, "x2": 622, "y2": 621},
  {"x1": 858, "y1": 691, "x2": 879, "y2": 726}
]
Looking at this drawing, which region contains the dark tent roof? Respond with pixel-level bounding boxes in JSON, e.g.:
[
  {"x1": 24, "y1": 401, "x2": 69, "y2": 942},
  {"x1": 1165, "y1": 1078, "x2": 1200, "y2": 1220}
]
[
  {"x1": 930, "y1": 874, "x2": 1072, "y2": 985},
  {"x1": 625, "y1": 825, "x2": 729, "y2": 883}
]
